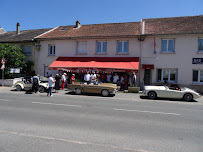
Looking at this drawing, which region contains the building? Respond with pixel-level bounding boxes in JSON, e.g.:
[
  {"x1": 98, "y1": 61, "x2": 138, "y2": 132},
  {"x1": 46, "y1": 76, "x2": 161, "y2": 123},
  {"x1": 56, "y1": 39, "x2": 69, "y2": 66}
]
[
  {"x1": 35, "y1": 21, "x2": 142, "y2": 85},
  {"x1": 35, "y1": 15, "x2": 203, "y2": 93},
  {"x1": 0, "y1": 23, "x2": 52, "y2": 75},
  {"x1": 141, "y1": 15, "x2": 203, "y2": 93}
]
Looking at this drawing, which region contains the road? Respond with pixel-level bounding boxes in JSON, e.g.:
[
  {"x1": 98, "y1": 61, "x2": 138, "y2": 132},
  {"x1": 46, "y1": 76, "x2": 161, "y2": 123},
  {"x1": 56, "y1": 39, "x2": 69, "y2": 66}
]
[{"x1": 0, "y1": 87, "x2": 203, "y2": 152}]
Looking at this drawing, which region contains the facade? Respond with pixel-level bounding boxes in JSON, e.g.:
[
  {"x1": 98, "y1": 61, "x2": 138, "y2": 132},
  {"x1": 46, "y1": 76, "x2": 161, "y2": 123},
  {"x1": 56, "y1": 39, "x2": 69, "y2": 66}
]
[
  {"x1": 141, "y1": 15, "x2": 203, "y2": 93},
  {"x1": 0, "y1": 23, "x2": 52, "y2": 75},
  {"x1": 35, "y1": 22, "x2": 142, "y2": 85},
  {"x1": 35, "y1": 15, "x2": 203, "y2": 93}
]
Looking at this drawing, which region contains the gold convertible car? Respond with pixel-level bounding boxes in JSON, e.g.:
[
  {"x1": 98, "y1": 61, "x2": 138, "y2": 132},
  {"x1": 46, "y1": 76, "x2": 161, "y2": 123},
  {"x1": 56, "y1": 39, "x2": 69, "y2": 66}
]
[{"x1": 67, "y1": 82, "x2": 117, "y2": 97}]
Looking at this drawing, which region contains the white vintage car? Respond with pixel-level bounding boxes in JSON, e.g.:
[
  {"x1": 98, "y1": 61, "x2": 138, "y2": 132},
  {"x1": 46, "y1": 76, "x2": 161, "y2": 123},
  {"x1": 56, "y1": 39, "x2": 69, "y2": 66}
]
[
  {"x1": 14, "y1": 76, "x2": 49, "y2": 93},
  {"x1": 142, "y1": 85, "x2": 201, "y2": 101}
]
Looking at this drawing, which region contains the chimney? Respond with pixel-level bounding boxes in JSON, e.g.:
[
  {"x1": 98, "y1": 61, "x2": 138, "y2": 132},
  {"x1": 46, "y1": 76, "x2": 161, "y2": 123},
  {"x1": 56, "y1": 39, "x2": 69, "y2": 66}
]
[
  {"x1": 75, "y1": 20, "x2": 81, "y2": 28},
  {"x1": 142, "y1": 21, "x2": 145, "y2": 35},
  {"x1": 16, "y1": 22, "x2": 20, "y2": 34}
]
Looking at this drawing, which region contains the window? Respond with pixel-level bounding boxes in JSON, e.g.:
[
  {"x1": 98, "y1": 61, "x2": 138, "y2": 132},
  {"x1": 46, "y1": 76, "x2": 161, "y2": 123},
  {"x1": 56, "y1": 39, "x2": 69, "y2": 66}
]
[
  {"x1": 22, "y1": 45, "x2": 32, "y2": 56},
  {"x1": 193, "y1": 70, "x2": 203, "y2": 83},
  {"x1": 157, "y1": 68, "x2": 178, "y2": 83},
  {"x1": 96, "y1": 41, "x2": 107, "y2": 53},
  {"x1": 198, "y1": 38, "x2": 203, "y2": 51},
  {"x1": 161, "y1": 39, "x2": 175, "y2": 52},
  {"x1": 117, "y1": 41, "x2": 128, "y2": 53},
  {"x1": 48, "y1": 44, "x2": 55, "y2": 56},
  {"x1": 77, "y1": 41, "x2": 86, "y2": 54}
]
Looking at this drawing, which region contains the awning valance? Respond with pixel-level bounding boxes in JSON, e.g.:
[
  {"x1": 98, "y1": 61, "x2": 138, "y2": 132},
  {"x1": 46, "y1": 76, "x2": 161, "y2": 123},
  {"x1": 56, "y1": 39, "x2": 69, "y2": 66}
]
[
  {"x1": 142, "y1": 64, "x2": 154, "y2": 69},
  {"x1": 49, "y1": 57, "x2": 139, "y2": 72}
]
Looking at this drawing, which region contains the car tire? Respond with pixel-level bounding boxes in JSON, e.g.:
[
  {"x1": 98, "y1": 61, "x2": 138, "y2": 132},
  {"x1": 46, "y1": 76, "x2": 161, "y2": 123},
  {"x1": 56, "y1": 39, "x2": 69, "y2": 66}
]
[
  {"x1": 183, "y1": 93, "x2": 193, "y2": 101},
  {"x1": 75, "y1": 88, "x2": 82, "y2": 95},
  {"x1": 39, "y1": 86, "x2": 45, "y2": 93},
  {"x1": 16, "y1": 85, "x2": 22, "y2": 91},
  {"x1": 148, "y1": 91, "x2": 157, "y2": 99},
  {"x1": 101, "y1": 89, "x2": 109, "y2": 97}
]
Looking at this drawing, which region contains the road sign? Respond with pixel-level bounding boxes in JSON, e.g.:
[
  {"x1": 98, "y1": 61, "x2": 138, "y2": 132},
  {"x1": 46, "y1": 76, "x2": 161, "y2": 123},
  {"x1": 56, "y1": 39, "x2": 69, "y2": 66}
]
[
  {"x1": 1, "y1": 64, "x2": 5, "y2": 70},
  {"x1": 1, "y1": 58, "x2": 5, "y2": 64}
]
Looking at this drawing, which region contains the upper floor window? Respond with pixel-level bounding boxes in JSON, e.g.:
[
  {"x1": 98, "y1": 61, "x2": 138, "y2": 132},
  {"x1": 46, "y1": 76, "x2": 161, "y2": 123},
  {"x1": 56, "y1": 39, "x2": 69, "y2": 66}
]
[
  {"x1": 198, "y1": 38, "x2": 203, "y2": 51},
  {"x1": 117, "y1": 41, "x2": 128, "y2": 53},
  {"x1": 161, "y1": 39, "x2": 175, "y2": 52},
  {"x1": 157, "y1": 68, "x2": 178, "y2": 83},
  {"x1": 77, "y1": 41, "x2": 86, "y2": 54},
  {"x1": 22, "y1": 45, "x2": 32, "y2": 56},
  {"x1": 48, "y1": 44, "x2": 55, "y2": 56},
  {"x1": 96, "y1": 41, "x2": 107, "y2": 53},
  {"x1": 193, "y1": 70, "x2": 203, "y2": 83}
]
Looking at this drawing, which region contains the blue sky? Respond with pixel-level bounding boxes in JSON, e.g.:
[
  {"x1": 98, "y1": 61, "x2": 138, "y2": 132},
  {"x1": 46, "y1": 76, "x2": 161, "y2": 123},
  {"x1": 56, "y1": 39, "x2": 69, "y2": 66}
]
[{"x1": 1, "y1": 0, "x2": 203, "y2": 31}]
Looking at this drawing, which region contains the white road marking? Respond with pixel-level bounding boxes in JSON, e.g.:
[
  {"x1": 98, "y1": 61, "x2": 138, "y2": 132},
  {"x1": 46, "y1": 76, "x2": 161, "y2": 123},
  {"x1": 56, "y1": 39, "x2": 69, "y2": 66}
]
[
  {"x1": 32, "y1": 102, "x2": 82, "y2": 107},
  {"x1": 114, "y1": 108, "x2": 181, "y2": 116},
  {"x1": 0, "y1": 99, "x2": 10, "y2": 101},
  {"x1": 0, "y1": 130, "x2": 139, "y2": 152}
]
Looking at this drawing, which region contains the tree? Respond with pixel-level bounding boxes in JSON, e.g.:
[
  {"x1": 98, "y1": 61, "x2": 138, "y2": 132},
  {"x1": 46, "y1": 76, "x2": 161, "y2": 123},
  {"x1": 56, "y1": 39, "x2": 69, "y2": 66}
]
[{"x1": 0, "y1": 43, "x2": 26, "y2": 78}]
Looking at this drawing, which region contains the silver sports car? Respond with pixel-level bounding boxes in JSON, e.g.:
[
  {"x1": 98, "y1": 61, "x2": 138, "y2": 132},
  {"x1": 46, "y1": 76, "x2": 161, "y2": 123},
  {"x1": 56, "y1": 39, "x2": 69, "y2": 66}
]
[{"x1": 142, "y1": 85, "x2": 201, "y2": 101}]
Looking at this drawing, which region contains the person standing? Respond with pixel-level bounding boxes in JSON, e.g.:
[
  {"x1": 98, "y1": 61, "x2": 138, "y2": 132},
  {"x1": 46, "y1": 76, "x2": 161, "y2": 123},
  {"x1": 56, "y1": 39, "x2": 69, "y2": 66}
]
[
  {"x1": 65, "y1": 74, "x2": 69, "y2": 88},
  {"x1": 106, "y1": 73, "x2": 112, "y2": 82},
  {"x1": 55, "y1": 74, "x2": 60, "y2": 93},
  {"x1": 132, "y1": 72, "x2": 137, "y2": 87},
  {"x1": 71, "y1": 74, "x2": 75, "y2": 84},
  {"x1": 84, "y1": 71, "x2": 91, "y2": 84},
  {"x1": 47, "y1": 74, "x2": 55, "y2": 97},
  {"x1": 61, "y1": 73, "x2": 66, "y2": 90},
  {"x1": 113, "y1": 73, "x2": 119, "y2": 84},
  {"x1": 91, "y1": 72, "x2": 97, "y2": 82},
  {"x1": 32, "y1": 74, "x2": 39, "y2": 93}
]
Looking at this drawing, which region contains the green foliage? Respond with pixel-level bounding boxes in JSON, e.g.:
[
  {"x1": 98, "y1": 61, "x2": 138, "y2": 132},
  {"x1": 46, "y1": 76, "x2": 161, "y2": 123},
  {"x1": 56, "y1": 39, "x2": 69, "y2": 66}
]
[{"x1": 0, "y1": 43, "x2": 26, "y2": 77}]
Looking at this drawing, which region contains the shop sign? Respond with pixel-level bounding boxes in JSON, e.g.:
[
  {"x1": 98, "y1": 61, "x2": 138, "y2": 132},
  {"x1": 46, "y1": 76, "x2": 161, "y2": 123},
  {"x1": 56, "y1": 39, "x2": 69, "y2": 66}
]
[
  {"x1": 192, "y1": 58, "x2": 203, "y2": 64},
  {"x1": 10, "y1": 68, "x2": 20, "y2": 73}
]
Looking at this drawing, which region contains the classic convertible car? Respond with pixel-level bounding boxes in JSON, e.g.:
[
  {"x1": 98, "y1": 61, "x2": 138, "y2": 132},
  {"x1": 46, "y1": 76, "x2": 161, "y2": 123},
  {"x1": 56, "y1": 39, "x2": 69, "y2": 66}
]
[
  {"x1": 67, "y1": 82, "x2": 117, "y2": 97},
  {"x1": 142, "y1": 85, "x2": 201, "y2": 101},
  {"x1": 14, "y1": 76, "x2": 49, "y2": 93}
]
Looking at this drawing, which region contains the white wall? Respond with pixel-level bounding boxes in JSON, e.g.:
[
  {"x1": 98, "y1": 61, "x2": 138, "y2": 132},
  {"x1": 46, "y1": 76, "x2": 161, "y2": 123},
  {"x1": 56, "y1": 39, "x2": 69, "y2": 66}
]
[
  {"x1": 141, "y1": 34, "x2": 203, "y2": 88},
  {"x1": 37, "y1": 38, "x2": 141, "y2": 76}
]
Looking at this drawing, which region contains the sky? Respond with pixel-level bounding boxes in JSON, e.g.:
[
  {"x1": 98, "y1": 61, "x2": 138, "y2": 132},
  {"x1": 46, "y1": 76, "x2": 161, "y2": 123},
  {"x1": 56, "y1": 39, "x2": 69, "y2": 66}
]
[{"x1": 1, "y1": 0, "x2": 203, "y2": 32}]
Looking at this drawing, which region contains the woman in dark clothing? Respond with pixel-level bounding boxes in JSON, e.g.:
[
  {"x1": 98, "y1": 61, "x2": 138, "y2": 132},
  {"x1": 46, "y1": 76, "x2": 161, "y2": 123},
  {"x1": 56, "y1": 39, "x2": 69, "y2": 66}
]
[{"x1": 55, "y1": 74, "x2": 60, "y2": 93}]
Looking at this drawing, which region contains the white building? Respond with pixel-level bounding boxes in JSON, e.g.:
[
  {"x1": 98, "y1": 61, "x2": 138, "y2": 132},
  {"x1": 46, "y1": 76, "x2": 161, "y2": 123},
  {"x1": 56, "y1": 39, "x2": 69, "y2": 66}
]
[{"x1": 35, "y1": 15, "x2": 203, "y2": 93}]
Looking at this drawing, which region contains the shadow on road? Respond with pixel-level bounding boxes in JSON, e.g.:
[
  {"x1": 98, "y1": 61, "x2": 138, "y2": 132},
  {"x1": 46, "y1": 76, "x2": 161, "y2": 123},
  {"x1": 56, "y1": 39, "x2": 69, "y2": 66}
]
[
  {"x1": 140, "y1": 95, "x2": 198, "y2": 102},
  {"x1": 65, "y1": 91, "x2": 115, "y2": 97}
]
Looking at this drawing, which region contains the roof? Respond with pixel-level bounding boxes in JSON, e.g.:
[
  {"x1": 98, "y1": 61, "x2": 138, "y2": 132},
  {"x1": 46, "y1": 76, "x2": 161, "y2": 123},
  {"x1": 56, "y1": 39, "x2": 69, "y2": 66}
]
[
  {"x1": 37, "y1": 15, "x2": 203, "y2": 39},
  {"x1": 0, "y1": 28, "x2": 52, "y2": 43},
  {"x1": 36, "y1": 22, "x2": 141, "y2": 39},
  {"x1": 49, "y1": 57, "x2": 139, "y2": 72},
  {"x1": 142, "y1": 15, "x2": 203, "y2": 35}
]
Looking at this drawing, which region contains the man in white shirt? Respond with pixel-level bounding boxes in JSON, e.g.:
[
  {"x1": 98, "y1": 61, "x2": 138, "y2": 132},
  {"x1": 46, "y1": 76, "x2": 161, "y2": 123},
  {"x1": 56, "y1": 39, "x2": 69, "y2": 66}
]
[
  {"x1": 106, "y1": 73, "x2": 112, "y2": 82},
  {"x1": 61, "y1": 73, "x2": 66, "y2": 90},
  {"x1": 113, "y1": 73, "x2": 119, "y2": 84},
  {"x1": 132, "y1": 72, "x2": 137, "y2": 87},
  {"x1": 91, "y1": 72, "x2": 97, "y2": 82},
  {"x1": 47, "y1": 74, "x2": 55, "y2": 97},
  {"x1": 84, "y1": 72, "x2": 91, "y2": 84}
]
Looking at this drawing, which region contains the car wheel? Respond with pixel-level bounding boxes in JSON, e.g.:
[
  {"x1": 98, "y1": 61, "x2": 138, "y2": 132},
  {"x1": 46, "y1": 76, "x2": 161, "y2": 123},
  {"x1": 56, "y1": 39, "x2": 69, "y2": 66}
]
[
  {"x1": 101, "y1": 89, "x2": 109, "y2": 97},
  {"x1": 16, "y1": 85, "x2": 22, "y2": 91},
  {"x1": 183, "y1": 93, "x2": 193, "y2": 101},
  {"x1": 39, "y1": 86, "x2": 45, "y2": 93},
  {"x1": 148, "y1": 91, "x2": 157, "y2": 99},
  {"x1": 75, "y1": 88, "x2": 82, "y2": 95}
]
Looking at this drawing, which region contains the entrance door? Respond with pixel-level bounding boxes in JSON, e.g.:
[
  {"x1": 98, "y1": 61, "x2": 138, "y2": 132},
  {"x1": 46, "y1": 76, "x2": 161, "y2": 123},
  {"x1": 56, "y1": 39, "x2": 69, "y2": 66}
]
[{"x1": 144, "y1": 69, "x2": 151, "y2": 85}]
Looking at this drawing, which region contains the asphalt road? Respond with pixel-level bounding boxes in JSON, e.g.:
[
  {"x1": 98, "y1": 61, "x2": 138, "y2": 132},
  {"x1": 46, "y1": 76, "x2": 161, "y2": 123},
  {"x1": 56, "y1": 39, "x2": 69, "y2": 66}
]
[{"x1": 0, "y1": 87, "x2": 203, "y2": 152}]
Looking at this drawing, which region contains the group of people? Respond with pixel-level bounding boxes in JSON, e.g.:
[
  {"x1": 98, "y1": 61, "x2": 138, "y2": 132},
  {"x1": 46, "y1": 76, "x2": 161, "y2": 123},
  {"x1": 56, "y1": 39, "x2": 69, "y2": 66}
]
[
  {"x1": 32, "y1": 71, "x2": 137, "y2": 97},
  {"x1": 48, "y1": 73, "x2": 75, "y2": 96}
]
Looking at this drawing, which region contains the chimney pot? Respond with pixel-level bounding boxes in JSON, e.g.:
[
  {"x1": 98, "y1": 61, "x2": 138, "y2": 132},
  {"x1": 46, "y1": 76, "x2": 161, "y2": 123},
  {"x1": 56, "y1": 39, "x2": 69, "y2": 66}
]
[
  {"x1": 75, "y1": 20, "x2": 80, "y2": 28},
  {"x1": 16, "y1": 22, "x2": 20, "y2": 34}
]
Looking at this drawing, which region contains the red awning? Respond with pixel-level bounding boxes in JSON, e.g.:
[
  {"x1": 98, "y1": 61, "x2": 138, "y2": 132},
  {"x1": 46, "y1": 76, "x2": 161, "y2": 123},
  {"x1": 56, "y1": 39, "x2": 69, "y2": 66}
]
[
  {"x1": 142, "y1": 64, "x2": 154, "y2": 69},
  {"x1": 49, "y1": 57, "x2": 139, "y2": 72}
]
